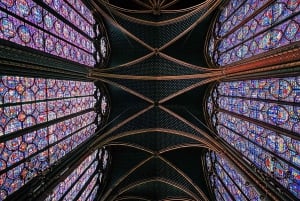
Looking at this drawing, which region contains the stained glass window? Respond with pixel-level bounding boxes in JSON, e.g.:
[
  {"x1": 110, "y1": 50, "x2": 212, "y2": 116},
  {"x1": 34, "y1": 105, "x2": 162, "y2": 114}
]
[
  {"x1": 101, "y1": 148, "x2": 109, "y2": 170},
  {"x1": 95, "y1": 23, "x2": 110, "y2": 67},
  {"x1": 207, "y1": 0, "x2": 300, "y2": 66},
  {"x1": 44, "y1": 147, "x2": 110, "y2": 201},
  {"x1": 206, "y1": 75, "x2": 300, "y2": 199},
  {"x1": 0, "y1": 75, "x2": 104, "y2": 200},
  {"x1": 94, "y1": 83, "x2": 110, "y2": 129},
  {"x1": 206, "y1": 151, "x2": 262, "y2": 201},
  {"x1": 0, "y1": 0, "x2": 104, "y2": 67},
  {"x1": 100, "y1": 37, "x2": 107, "y2": 59}
]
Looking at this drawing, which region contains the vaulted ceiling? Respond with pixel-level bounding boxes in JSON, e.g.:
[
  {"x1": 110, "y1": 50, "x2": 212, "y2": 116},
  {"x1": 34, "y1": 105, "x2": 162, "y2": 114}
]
[{"x1": 88, "y1": 1, "x2": 223, "y2": 200}]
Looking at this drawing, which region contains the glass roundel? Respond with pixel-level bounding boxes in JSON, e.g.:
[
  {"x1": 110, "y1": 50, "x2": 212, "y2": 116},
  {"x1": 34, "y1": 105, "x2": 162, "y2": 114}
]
[
  {"x1": 206, "y1": 75, "x2": 300, "y2": 199},
  {"x1": 207, "y1": 0, "x2": 300, "y2": 67},
  {"x1": 0, "y1": 0, "x2": 109, "y2": 67},
  {"x1": 206, "y1": 151, "x2": 262, "y2": 201}
]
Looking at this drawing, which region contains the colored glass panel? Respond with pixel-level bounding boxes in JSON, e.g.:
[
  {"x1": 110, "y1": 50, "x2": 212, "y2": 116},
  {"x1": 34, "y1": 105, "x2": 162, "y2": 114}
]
[
  {"x1": 77, "y1": 173, "x2": 98, "y2": 201},
  {"x1": 102, "y1": 149, "x2": 109, "y2": 169},
  {"x1": 215, "y1": 161, "x2": 247, "y2": 200},
  {"x1": 217, "y1": 96, "x2": 299, "y2": 133},
  {"x1": 208, "y1": 0, "x2": 300, "y2": 66},
  {"x1": 0, "y1": 75, "x2": 98, "y2": 199},
  {"x1": 48, "y1": 112, "x2": 97, "y2": 163},
  {"x1": 94, "y1": 85, "x2": 110, "y2": 128},
  {"x1": 86, "y1": 186, "x2": 99, "y2": 201},
  {"x1": 0, "y1": 0, "x2": 97, "y2": 66},
  {"x1": 216, "y1": 77, "x2": 300, "y2": 134},
  {"x1": 0, "y1": 76, "x2": 96, "y2": 135},
  {"x1": 215, "y1": 122, "x2": 300, "y2": 198},
  {"x1": 45, "y1": 150, "x2": 97, "y2": 201},
  {"x1": 45, "y1": 147, "x2": 109, "y2": 201},
  {"x1": 42, "y1": 0, "x2": 94, "y2": 38},
  {"x1": 100, "y1": 36, "x2": 107, "y2": 58},
  {"x1": 101, "y1": 95, "x2": 108, "y2": 115},
  {"x1": 207, "y1": 76, "x2": 300, "y2": 199},
  {"x1": 216, "y1": 154, "x2": 262, "y2": 201},
  {"x1": 217, "y1": 77, "x2": 300, "y2": 103},
  {"x1": 0, "y1": 119, "x2": 97, "y2": 199},
  {"x1": 62, "y1": 161, "x2": 98, "y2": 201},
  {"x1": 213, "y1": 172, "x2": 233, "y2": 201},
  {"x1": 64, "y1": 0, "x2": 95, "y2": 25},
  {"x1": 206, "y1": 152, "x2": 261, "y2": 201}
]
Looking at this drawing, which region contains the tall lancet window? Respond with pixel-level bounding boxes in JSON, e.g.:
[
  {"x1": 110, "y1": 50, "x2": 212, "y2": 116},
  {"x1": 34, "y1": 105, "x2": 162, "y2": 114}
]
[
  {"x1": 206, "y1": 77, "x2": 300, "y2": 199},
  {"x1": 0, "y1": 77, "x2": 98, "y2": 199},
  {"x1": 207, "y1": 0, "x2": 300, "y2": 67},
  {"x1": 0, "y1": 0, "x2": 102, "y2": 66},
  {"x1": 0, "y1": 0, "x2": 111, "y2": 200},
  {"x1": 44, "y1": 147, "x2": 111, "y2": 201},
  {"x1": 205, "y1": 151, "x2": 262, "y2": 201},
  {"x1": 205, "y1": 0, "x2": 300, "y2": 199}
]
